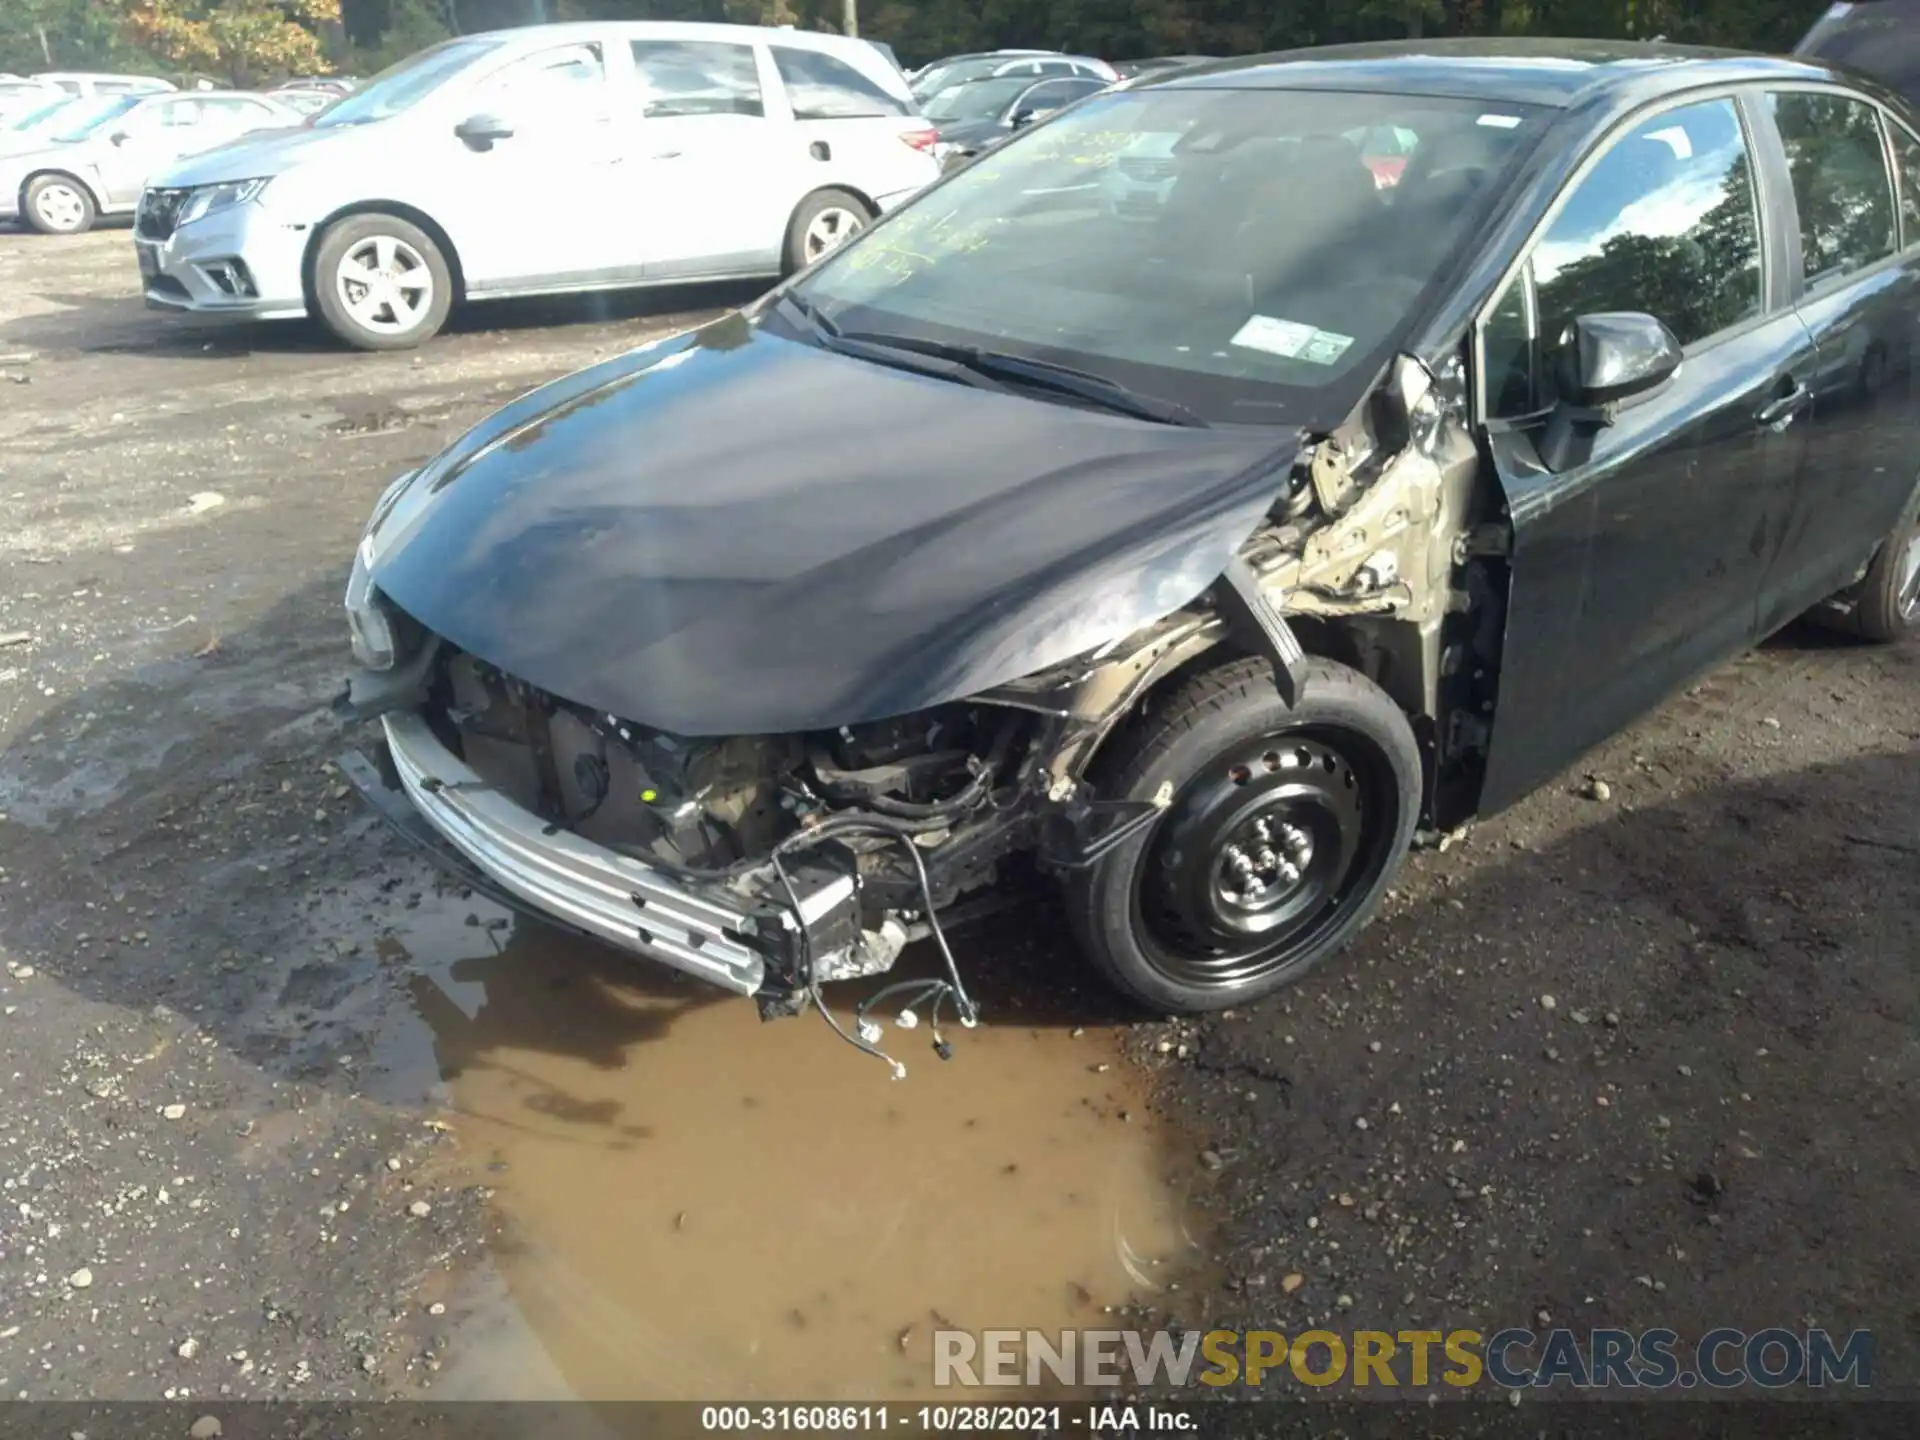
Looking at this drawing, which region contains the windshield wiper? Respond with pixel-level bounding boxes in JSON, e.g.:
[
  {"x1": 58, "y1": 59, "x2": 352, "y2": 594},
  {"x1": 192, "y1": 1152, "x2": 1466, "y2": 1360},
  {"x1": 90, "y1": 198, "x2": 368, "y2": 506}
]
[
  {"x1": 775, "y1": 294, "x2": 1010, "y2": 394},
  {"x1": 833, "y1": 332, "x2": 1209, "y2": 427}
]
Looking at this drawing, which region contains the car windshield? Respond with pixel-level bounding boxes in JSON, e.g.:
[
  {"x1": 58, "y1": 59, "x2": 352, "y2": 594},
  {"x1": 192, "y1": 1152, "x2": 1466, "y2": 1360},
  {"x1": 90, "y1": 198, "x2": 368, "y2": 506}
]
[
  {"x1": 311, "y1": 37, "x2": 502, "y2": 127},
  {"x1": 788, "y1": 86, "x2": 1544, "y2": 427},
  {"x1": 923, "y1": 77, "x2": 1032, "y2": 121},
  {"x1": 45, "y1": 92, "x2": 140, "y2": 142}
]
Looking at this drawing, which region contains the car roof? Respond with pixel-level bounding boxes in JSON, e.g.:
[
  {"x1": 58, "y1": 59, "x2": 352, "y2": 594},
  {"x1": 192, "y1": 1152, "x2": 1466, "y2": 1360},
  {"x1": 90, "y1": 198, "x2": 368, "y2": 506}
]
[
  {"x1": 1143, "y1": 37, "x2": 1843, "y2": 108},
  {"x1": 462, "y1": 19, "x2": 891, "y2": 54}
]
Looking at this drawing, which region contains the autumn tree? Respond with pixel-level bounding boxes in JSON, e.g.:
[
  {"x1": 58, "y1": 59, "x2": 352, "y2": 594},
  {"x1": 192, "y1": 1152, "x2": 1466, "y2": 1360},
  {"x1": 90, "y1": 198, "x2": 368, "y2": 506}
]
[{"x1": 125, "y1": 0, "x2": 343, "y2": 85}]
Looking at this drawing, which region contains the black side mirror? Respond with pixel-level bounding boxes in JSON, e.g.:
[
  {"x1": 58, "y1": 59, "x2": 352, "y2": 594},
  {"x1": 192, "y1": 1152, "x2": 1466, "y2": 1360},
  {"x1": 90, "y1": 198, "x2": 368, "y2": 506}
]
[
  {"x1": 1554, "y1": 311, "x2": 1682, "y2": 407},
  {"x1": 454, "y1": 112, "x2": 514, "y2": 149},
  {"x1": 109, "y1": 130, "x2": 131, "y2": 146},
  {"x1": 1009, "y1": 106, "x2": 1039, "y2": 129},
  {"x1": 1537, "y1": 311, "x2": 1681, "y2": 471}
]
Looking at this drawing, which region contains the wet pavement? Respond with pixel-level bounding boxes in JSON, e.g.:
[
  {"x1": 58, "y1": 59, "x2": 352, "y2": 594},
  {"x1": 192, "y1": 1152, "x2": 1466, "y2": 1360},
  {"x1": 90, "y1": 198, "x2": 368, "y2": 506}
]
[
  {"x1": 1, "y1": 230, "x2": 1917, "y2": 1407},
  {"x1": 353, "y1": 896, "x2": 1203, "y2": 1401}
]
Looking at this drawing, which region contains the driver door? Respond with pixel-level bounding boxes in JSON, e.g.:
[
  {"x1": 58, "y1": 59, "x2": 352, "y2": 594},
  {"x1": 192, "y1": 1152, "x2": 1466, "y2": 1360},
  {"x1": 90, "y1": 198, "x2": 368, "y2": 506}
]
[
  {"x1": 435, "y1": 41, "x2": 631, "y2": 291},
  {"x1": 1476, "y1": 93, "x2": 1819, "y2": 812},
  {"x1": 92, "y1": 97, "x2": 208, "y2": 205}
]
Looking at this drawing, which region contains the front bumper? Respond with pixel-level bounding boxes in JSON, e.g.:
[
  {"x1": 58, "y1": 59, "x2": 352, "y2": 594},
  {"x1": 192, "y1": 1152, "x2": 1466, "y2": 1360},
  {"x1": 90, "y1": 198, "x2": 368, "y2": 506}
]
[
  {"x1": 135, "y1": 199, "x2": 308, "y2": 320},
  {"x1": 345, "y1": 710, "x2": 774, "y2": 995}
]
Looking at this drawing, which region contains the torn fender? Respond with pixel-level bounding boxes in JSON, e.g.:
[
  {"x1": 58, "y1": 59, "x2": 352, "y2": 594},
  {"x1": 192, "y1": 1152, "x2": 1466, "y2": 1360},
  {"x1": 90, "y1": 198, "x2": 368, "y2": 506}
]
[{"x1": 363, "y1": 313, "x2": 1304, "y2": 736}]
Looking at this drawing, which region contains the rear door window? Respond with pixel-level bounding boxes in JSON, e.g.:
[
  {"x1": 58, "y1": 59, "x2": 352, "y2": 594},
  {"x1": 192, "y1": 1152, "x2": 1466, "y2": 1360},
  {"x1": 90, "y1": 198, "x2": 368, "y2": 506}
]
[
  {"x1": 1768, "y1": 90, "x2": 1897, "y2": 284},
  {"x1": 771, "y1": 46, "x2": 907, "y2": 119},
  {"x1": 629, "y1": 39, "x2": 765, "y2": 118}
]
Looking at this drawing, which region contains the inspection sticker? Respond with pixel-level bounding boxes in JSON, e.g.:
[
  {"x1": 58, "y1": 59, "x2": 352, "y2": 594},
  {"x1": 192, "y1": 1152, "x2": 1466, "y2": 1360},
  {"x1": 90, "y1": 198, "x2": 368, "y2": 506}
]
[{"x1": 1230, "y1": 314, "x2": 1356, "y2": 365}]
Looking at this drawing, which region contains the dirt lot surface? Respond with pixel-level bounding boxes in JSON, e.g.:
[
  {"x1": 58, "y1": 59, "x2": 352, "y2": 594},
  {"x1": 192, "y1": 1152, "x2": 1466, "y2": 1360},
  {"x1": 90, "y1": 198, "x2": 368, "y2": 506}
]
[{"x1": 1, "y1": 228, "x2": 1916, "y2": 1412}]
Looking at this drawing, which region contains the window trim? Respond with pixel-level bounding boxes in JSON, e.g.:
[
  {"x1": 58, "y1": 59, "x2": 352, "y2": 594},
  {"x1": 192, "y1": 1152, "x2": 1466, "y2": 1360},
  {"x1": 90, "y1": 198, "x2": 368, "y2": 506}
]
[
  {"x1": 1883, "y1": 109, "x2": 1920, "y2": 250},
  {"x1": 1470, "y1": 82, "x2": 1778, "y2": 426},
  {"x1": 1758, "y1": 82, "x2": 1903, "y2": 302},
  {"x1": 1480, "y1": 257, "x2": 1542, "y2": 422}
]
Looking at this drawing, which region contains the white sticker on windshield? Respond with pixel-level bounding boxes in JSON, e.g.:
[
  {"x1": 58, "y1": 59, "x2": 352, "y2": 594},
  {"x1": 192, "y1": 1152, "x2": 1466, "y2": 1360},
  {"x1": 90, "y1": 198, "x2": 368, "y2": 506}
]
[
  {"x1": 1478, "y1": 113, "x2": 1523, "y2": 129},
  {"x1": 1231, "y1": 315, "x2": 1355, "y2": 365}
]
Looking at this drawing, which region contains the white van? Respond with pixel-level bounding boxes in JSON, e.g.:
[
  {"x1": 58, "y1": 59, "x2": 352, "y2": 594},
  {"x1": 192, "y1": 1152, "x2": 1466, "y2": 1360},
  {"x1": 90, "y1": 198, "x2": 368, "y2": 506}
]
[{"x1": 137, "y1": 22, "x2": 941, "y2": 348}]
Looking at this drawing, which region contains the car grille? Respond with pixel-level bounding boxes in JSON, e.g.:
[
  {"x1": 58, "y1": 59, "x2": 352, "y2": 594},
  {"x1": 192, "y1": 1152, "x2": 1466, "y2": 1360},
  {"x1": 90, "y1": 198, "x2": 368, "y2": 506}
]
[
  {"x1": 1116, "y1": 156, "x2": 1176, "y2": 181},
  {"x1": 136, "y1": 187, "x2": 186, "y2": 241}
]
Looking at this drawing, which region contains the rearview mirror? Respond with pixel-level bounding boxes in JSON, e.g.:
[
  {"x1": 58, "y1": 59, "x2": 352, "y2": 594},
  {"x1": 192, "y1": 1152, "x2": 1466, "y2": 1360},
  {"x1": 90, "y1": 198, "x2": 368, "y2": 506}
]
[
  {"x1": 454, "y1": 112, "x2": 514, "y2": 149},
  {"x1": 1009, "y1": 106, "x2": 1039, "y2": 129},
  {"x1": 1553, "y1": 311, "x2": 1682, "y2": 408},
  {"x1": 108, "y1": 130, "x2": 130, "y2": 146}
]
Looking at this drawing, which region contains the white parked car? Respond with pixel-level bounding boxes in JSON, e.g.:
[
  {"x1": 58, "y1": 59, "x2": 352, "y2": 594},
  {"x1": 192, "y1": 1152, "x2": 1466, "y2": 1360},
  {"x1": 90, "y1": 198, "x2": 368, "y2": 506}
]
[
  {"x1": 0, "y1": 77, "x2": 60, "y2": 123},
  {"x1": 136, "y1": 21, "x2": 942, "y2": 349},
  {"x1": 0, "y1": 90, "x2": 302, "y2": 234},
  {"x1": 34, "y1": 72, "x2": 175, "y2": 98}
]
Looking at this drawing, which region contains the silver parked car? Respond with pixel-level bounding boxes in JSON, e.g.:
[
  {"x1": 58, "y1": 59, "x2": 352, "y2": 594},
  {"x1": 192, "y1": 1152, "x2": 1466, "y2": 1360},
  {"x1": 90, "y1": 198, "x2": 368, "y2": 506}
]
[
  {"x1": 33, "y1": 72, "x2": 176, "y2": 98},
  {"x1": 135, "y1": 21, "x2": 942, "y2": 349},
  {"x1": 1, "y1": 90, "x2": 301, "y2": 234},
  {"x1": 0, "y1": 78, "x2": 59, "y2": 123}
]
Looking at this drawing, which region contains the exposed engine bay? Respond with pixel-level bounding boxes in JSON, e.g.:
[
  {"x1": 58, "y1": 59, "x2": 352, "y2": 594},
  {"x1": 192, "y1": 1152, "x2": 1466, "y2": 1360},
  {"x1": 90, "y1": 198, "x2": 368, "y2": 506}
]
[{"x1": 343, "y1": 346, "x2": 1509, "y2": 1076}]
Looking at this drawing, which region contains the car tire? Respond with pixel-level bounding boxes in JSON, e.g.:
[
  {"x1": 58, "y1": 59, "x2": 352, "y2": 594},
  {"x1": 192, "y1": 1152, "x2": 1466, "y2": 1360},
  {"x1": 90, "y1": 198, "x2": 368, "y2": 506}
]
[
  {"x1": 782, "y1": 189, "x2": 874, "y2": 274},
  {"x1": 22, "y1": 174, "x2": 96, "y2": 235},
  {"x1": 311, "y1": 214, "x2": 453, "y2": 351},
  {"x1": 1063, "y1": 655, "x2": 1423, "y2": 1015},
  {"x1": 1846, "y1": 480, "x2": 1920, "y2": 643}
]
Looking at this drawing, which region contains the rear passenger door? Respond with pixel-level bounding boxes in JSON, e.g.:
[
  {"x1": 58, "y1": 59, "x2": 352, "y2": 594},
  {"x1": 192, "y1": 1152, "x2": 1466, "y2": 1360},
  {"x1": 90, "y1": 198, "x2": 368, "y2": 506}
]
[
  {"x1": 1750, "y1": 86, "x2": 1920, "y2": 630},
  {"x1": 1477, "y1": 93, "x2": 1821, "y2": 812},
  {"x1": 618, "y1": 37, "x2": 789, "y2": 279}
]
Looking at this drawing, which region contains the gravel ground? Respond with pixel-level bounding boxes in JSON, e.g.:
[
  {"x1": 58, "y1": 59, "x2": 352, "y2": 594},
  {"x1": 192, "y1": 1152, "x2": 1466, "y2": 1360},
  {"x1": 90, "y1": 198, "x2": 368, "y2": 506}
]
[{"x1": 0, "y1": 228, "x2": 1915, "y2": 1408}]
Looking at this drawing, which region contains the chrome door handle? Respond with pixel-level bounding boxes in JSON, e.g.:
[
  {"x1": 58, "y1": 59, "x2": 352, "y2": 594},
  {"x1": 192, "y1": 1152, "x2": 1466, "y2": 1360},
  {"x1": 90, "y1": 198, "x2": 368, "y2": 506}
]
[{"x1": 1756, "y1": 381, "x2": 1811, "y2": 430}]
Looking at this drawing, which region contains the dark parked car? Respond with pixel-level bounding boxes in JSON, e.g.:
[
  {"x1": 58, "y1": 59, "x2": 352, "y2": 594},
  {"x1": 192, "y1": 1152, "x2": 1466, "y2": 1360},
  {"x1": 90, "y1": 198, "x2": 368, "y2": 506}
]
[
  {"x1": 1796, "y1": 0, "x2": 1920, "y2": 108},
  {"x1": 338, "y1": 40, "x2": 1920, "y2": 1044},
  {"x1": 1114, "y1": 55, "x2": 1220, "y2": 78},
  {"x1": 925, "y1": 72, "x2": 1111, "y2": 165}
]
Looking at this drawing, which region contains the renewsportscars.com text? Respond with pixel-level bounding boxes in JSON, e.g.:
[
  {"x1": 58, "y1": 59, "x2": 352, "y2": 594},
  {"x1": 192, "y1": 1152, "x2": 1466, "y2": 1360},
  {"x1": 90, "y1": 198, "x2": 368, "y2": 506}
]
[{"x1": 934, "y1": 1326, "x2": 1873, "y2": 1390}]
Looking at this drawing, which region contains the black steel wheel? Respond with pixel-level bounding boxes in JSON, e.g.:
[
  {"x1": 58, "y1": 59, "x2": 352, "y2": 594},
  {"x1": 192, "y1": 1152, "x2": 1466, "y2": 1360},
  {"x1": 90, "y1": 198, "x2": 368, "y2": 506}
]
[{"x1": 1065, "y1": 656, "x2": 1422, "y2": 1014}]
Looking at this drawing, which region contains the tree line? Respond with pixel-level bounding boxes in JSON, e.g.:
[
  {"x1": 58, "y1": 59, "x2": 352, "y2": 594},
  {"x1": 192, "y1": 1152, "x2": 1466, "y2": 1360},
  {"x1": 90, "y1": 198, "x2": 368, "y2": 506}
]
[{"x1": 0, "y1": 0, "x2": 1831, "y2": 88}]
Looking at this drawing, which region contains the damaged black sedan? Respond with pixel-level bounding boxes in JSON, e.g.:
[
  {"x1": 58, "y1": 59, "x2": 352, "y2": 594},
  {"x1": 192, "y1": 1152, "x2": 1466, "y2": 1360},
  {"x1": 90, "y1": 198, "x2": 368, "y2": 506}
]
[{"x1": 339, "y1": 41, "x2": 1920, "y2": 1032}]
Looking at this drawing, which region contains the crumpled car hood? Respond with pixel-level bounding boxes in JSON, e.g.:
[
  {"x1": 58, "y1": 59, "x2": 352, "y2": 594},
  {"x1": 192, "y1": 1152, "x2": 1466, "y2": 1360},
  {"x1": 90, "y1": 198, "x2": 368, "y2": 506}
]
[{"x1": 366, "y1": 312, "x2": 1300, "y2": 737}]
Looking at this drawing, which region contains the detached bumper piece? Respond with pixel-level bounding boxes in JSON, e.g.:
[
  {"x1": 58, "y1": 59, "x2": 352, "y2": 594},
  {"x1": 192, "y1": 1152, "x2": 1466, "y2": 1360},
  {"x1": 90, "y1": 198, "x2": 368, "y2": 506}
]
[{"x1": 343, "y1": 712, "x2": 774, "y2": 995}]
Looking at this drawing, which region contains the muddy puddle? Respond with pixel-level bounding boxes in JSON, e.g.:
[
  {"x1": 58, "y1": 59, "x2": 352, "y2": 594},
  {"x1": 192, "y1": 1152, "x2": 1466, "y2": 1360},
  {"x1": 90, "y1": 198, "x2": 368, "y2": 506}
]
[{"x1": 365, "y1": 895, "x2": 1206, "y2": 1400}]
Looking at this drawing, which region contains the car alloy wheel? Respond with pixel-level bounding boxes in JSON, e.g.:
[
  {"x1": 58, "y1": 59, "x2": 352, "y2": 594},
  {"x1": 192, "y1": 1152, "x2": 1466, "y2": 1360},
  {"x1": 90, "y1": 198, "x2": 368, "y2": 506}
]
[
  {"x1": 33, "y1": 181, "x2": 87, "y2": 233},
  {"x1": 1899, "y1": 512, "x2": 1920, "y2": 622},
  {"x1": 1134, "y1": 726, "x2": 1403, "y2": 992},
  {"x1": 334, "y1": 234, "x2": 435, "y2": 338},
  {"x1": 802, "y1": 206, "x2": 865, "y2": 264}
]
